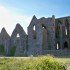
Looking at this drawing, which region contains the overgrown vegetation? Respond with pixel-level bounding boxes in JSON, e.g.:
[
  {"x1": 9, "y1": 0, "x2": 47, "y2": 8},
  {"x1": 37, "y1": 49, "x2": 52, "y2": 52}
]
[
  {"x1": 0, "y1": 44, "x2": 5, "y2": 54},
  {"x1": 0, "y1": 55, "x2": 65, "y2": 70},
  {"x1": 10, "y1": 45, "x2": 16, "y2": 56},
  {"x1": 56, "y1": 57, "x2": 70, "y2": 70}
]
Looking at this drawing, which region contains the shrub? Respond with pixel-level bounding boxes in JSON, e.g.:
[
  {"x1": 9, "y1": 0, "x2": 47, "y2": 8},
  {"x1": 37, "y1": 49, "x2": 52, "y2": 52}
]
[
  {"x1": 33, "y1": 56, "x2": 64, "y2": 70},
  {"x1": 0, "y1": 56, "x2": 65, "y2": 70},
  {"x1": 10, "y1": 45, "x2": 16, "y2": 56},
  {"x1": 0, "y1": 44, "x2": 5, "y2": 54}
]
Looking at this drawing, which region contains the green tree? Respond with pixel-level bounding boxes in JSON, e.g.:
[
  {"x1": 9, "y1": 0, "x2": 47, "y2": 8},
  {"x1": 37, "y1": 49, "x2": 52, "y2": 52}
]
[
  {"x1": 10, "y1": 45, "x2": 16, "y2": 56},
  {"x1": 0, "y1": 44, "x2": 5, "y2": 54}
]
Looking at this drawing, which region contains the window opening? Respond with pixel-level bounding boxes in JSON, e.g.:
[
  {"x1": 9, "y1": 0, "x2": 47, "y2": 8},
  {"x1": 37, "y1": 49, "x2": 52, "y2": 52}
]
[
  {"x1": 16, "y1": 33, "x2": 20, "y2": 38},
  {"x1": 65, "y1": 27, "x2": 67, "y2": 35},
  {"x1": 64, "y1": 41, "x2": 68, "y2": 49},
  {"x1": 33, "y1": 25, "x2": 37, "y2": 39}
]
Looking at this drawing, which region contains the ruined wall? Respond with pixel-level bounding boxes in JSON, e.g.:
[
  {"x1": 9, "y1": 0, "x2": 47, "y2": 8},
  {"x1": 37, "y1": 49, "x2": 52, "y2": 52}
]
[
  {"x1": 27, "y1": 15, "x2": 56, "y2": 55},
  {"x1": 0, "y1": 28, "x2": 10, "y2": 55},
  {"x1": 55, "y1": 16, "x2": 70, "y2": 50},
  {"x1": 11, "y1": 24, "x2": 27, "y2": 56},
  {"x1": 27, "y1": 16, "x2": 43, "y2": 55},
  {"x1": 0, "y1": 15, "x2": 70, "y2": 56}
]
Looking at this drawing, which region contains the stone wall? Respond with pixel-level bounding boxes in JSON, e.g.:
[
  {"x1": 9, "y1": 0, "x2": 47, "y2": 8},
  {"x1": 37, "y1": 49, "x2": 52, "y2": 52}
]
[
  {"x1": 0, "y1": 15, "x2": 70, "y2": 56},
  {"x1": 42, "y1": 50, "x2": 70, "y2": 56},
  {"x1": 11, "y1": 24, "x2": 27, "y2": 56}
]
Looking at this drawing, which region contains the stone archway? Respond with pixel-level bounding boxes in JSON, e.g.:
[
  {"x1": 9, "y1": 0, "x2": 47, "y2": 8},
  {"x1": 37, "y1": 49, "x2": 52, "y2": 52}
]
[{"x1": 64, "y1": 41, "x2": 68, "y2": 49}]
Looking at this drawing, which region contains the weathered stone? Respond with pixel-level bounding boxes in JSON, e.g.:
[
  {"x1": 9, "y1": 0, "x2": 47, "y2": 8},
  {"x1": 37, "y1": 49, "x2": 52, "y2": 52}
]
[
  {"x1": 11, "y1": 23, "x2": 27, "y2": 56},
  {"x1": 0, "y1": 15, "x2": 70, "y2": 56},
  {"x1": 0, "y1": 27, "x2": 10, "y2": 55}
]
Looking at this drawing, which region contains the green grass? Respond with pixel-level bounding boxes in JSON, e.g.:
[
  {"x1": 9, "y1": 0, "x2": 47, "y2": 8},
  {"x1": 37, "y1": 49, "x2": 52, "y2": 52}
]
[
  {"x1": 56, "y1": 57, "x2": 70, "y2": 70},
  {"x1": 0, "y1": 55, "x2": 65, "y2": 70}
]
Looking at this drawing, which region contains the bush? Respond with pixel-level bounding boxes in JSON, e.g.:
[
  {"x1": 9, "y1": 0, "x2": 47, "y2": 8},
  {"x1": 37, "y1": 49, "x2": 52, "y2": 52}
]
[
  {"x1": 10, "y1": 45, "x2": 16, "y2": 56},
  {"x1": 0, "y1": 56, "x2": 65, "y2": 70},
  {"x1": 0, "y1": 44, "x2": 5, "y2": 54}
]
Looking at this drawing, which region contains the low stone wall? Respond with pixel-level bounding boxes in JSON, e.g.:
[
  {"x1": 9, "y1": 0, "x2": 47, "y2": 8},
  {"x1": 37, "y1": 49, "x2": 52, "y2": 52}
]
[{"x1": 42, "y1": 50, "x2": 70, "y2": 56}]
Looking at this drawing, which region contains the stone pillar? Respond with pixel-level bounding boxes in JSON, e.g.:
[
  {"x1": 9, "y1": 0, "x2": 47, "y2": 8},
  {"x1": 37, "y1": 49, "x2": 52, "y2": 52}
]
[
  {"x1": 60, "y1": 25, "x2": 63, "y2": 50},
  {"x1": 51, "y1": 15, "x2": 55, "y2": 50}
]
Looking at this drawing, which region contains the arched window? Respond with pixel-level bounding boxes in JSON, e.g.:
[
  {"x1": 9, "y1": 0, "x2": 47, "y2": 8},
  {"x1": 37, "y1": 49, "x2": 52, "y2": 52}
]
[
  {"x1": 65, "y1": 19, "x2": 69, "y2": 35},
  {"x1": 42, "y1": 24, "x2": 46, "y2": 29},
  {"x1": 16, "y1": 33, "x2": 20, "y2": 38},
  {"x1": 56, "y1": 43, "x2": 60, "y2": 50},
  {"x1": 33, "y1": 25, "x2": 36, "y2": 31},
  {"x1": 33, "y1": 25, "x2": 37, "y2": 39},
  {"x1": 65, "y1": 27, "x2": 67, "y2": 35}
]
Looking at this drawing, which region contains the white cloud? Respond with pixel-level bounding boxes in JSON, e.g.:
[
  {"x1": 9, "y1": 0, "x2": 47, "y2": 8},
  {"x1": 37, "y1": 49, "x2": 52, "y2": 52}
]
[{"x1": 0, "y1": 6, "x2": 31, "y2": 36}]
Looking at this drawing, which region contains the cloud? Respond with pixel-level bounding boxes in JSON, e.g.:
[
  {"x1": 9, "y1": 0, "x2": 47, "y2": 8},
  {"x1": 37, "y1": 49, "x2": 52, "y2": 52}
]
[{"x1": 0, "y1": 6, "x2": 31, "y2": 35}]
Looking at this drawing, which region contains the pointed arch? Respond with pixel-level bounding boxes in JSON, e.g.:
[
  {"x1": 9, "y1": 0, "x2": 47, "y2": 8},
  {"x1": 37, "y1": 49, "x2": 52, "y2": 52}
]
[
  {"x1": 65, "y1": 19, "x2": 69, "y2": 35},
  {"x1": 16, "y1": 33, "x2": 20, "y2": 38},
  {"x1": 33, "y1": 25, "x2": 36, "y2": 31},
  {"x1": 33, "y1": 25, "x2": 37, "y2": 39},
  {"x1": 41, "y1": 24, "x2": 47, "y2": 29}
]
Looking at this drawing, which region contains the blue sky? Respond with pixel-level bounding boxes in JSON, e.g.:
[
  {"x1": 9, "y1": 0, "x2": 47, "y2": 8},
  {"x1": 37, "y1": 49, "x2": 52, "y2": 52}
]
[{"x1": 0, "y1": 0, "x2": 70, "y2": 35}]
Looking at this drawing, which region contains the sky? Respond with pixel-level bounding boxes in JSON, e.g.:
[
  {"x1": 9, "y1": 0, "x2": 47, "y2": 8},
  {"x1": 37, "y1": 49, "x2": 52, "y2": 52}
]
[{"x1": 0, "y1": 0, "x2": 70, "y2": 35}]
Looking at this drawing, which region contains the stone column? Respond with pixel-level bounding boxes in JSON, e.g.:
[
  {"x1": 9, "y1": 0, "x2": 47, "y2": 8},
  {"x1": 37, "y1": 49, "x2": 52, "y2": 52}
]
[{"x1": 60, "y1": 25, "x2": 63, "y2": 50}]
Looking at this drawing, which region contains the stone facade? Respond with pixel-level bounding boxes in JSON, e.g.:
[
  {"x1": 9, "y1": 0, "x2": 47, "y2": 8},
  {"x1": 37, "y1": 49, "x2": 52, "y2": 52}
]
[
  {"x1": 10, "y1": 24, "x2": 27, "y2": 56},
  {"x1": 0, "y1": 28, "x2": 10, "y2": 55},
  {"x1": 0, "y1": 15, "x2": 70, "y2": 56}
]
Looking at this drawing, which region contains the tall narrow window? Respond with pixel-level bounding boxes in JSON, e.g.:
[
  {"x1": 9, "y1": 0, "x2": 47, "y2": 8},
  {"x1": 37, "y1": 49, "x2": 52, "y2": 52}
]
[
  {"x1": 65, "y1": 19, "x2": 69, "y2": 35},
  {"x1": 33, "y1": 25, "x2": 36, "y2": 31},
  {"x1": 57, "y1": 43, "x2": 59, "y2": 50},
  {"x1": 65, "y1": 27, "x2": 67, "y2": 35},
  {"x1": 33, "y1": 25, "x2": 37, "y2": 39},
  {"x1": 56, "y1": 43, "x2": 60, "y2": 50}
]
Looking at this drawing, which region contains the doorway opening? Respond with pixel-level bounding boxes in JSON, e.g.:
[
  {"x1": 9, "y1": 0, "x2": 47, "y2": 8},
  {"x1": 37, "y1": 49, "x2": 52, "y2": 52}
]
[{"x1": 64, "y1": 41, "x2": 68, "y2": 49}]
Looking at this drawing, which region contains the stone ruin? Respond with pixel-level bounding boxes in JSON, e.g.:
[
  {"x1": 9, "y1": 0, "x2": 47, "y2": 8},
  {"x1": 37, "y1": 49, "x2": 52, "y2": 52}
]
[{"x1": 0, "y1": 15, "x2": 70, "y2": 56}]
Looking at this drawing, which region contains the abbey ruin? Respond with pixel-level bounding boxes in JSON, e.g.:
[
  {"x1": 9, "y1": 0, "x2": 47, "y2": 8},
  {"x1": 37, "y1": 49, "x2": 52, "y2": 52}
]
[{"x1": 0, "y1": 15, "x2": 70, "y2": 56}]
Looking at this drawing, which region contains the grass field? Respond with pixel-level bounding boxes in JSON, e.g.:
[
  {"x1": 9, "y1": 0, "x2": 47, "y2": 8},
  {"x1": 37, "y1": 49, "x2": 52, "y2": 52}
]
[
  {"x1": 56, "y1": 57, "x2": 70, "y2": 70},
  {"x1": 0, "y1": 55, "x2": 69, "y2": 70}
]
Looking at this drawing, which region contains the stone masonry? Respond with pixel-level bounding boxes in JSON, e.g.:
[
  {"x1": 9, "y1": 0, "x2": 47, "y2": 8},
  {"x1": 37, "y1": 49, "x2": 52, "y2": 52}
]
[{"x1": 0, "y1": 15, "x2": 70, "y2": 56}]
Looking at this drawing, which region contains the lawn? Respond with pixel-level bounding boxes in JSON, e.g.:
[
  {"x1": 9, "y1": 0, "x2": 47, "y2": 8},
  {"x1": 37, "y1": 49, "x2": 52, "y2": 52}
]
[
  {"x1": 0, "y1": 55, "x2": 69, "y2": 70},
  {"x1": 56, "y1": 57, "x2": 70, "y2": 70}
]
